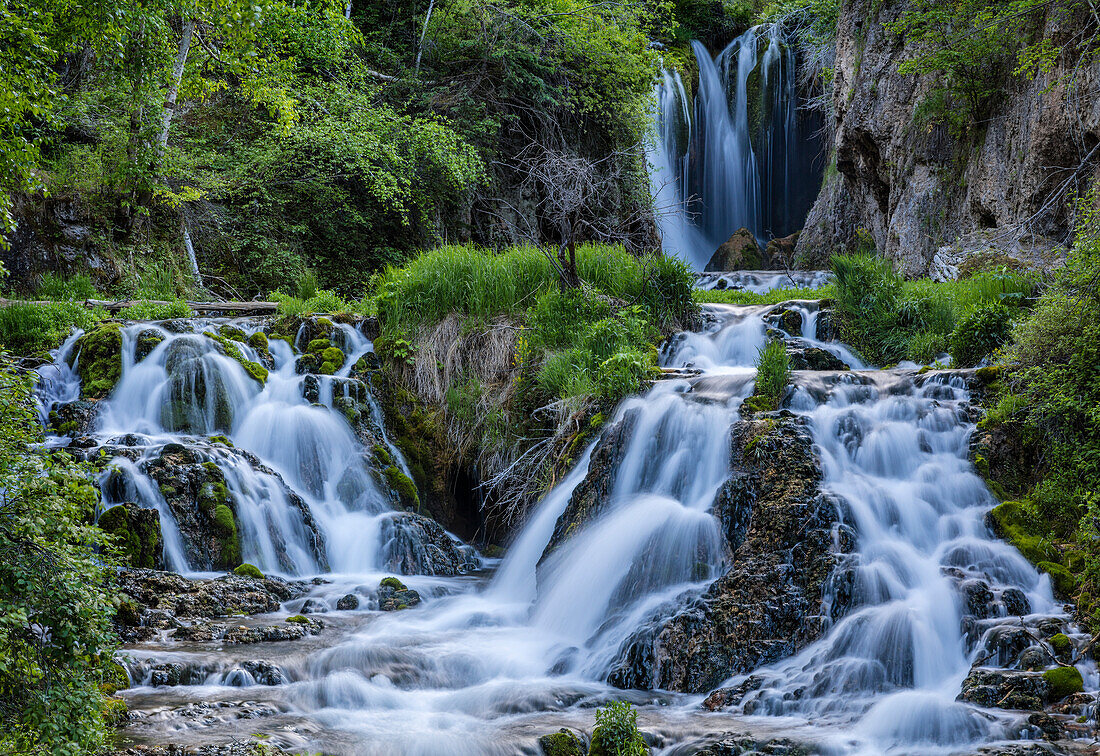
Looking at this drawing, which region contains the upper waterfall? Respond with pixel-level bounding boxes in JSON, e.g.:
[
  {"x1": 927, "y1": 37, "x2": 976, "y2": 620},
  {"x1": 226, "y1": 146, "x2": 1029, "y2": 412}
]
[{"x1": 650, "y1": 25, "x2": 826, "y2": 269}]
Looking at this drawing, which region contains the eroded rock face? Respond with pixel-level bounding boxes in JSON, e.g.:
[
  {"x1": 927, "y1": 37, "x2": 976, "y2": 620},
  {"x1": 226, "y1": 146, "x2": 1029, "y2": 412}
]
[
  {"x1": 605, "y1": 415, "x2": 847, "y2": 693},
  {"x1": 378, "y1": 512, "x2": 479, "y2": 576},
  {"x1": 117, "y1": 569, "x2": 308, "y2": 619},
  {"x1": 796, "y1": 0, "x2": 1095, "y2": 276}
]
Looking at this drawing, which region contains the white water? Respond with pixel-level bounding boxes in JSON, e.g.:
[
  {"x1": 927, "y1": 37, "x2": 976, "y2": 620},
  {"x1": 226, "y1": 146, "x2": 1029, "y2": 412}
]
[
  {"x1": 650, "y1": 26, "x2": 824, "y2": 268},
  {"x1": 37, "y1": 300, "x2": 1090, "y2": 754}
]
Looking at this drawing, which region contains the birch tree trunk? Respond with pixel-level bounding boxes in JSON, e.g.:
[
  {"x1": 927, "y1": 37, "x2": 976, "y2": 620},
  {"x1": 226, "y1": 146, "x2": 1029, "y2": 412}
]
[{"x1": 153, "y1": 17, "x2": 195, "y2": 171}]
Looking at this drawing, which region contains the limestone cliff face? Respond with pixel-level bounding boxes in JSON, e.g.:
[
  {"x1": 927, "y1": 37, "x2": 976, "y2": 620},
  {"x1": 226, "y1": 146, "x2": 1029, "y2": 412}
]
[{"x1": 798, "y1": 0, "x2": 1100, "y2": 276}]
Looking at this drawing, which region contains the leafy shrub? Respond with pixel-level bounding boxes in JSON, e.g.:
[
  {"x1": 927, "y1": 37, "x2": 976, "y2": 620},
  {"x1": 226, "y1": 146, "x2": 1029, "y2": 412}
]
[
  {"x1": 752, "y1": 340, "x2": 791, "y2": 411},
  {"x1": 588, "y1": 700, "x2": 648, "y2": 756},
  {"x1": 948, "y1": 301, "x2": 1013, "y2": 366},
  {"x1": 0, "y1": 357, "x2": 118, "y2": 753}
]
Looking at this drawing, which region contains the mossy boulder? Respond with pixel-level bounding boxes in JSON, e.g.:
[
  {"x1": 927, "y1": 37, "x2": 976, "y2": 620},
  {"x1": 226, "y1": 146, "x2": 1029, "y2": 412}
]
[
  {"x1": 72, "y1": 322, "x2": 123, "y2": 398},
  {"x1": 219, "y1": 325, "x2": 248, "y2": 343},
  {"x1": 1042, "y1": 665, "x2": 1084, "y2": 701},
  {"x1": 213, "y1": 504, "x2": 241, "y2": 569},
  {"x1": 135, "y1": 328, "x2": 165, "y2": 362},
  {"x1": 988, "y1": 501, "x2": 1060, "y2": 564},
  {"x1": 97, "y1": 503, "x2": 162, "y2": 569},
  {"x1": 233, "y1": 563, "x2": 265, "y2": 579},
  {"x1": 286, "y1": 614, "x2": 310, "y2": 624},
  {"x1": 101, "y1": 660, "x2": 130, "y2": 696},
  {"x1": 383, "y1": 465, "x2": 420, "y2": 510},
  {"x1": 307, "y1": 338, "x2": 330, "y2": 354},
  {"x1": 705, "y1": 228, "x2": 764, "y2": 272},
  {"x1": 204, "y1": 331, "x2": 268, "y2": 385},
  {"x1": 322, "y1": 346, "x2": 345, "y2": 368},
  {"x1": 537, "y1": 729, "x2": 585, "y2": 756},
  {"x1": 380, "y1": 576, "x2": 406, "y2": 590},
  {"x1": 1049, "y1": 633, "x2": 1073, "y2": 661},
  {"x1": 1037, "y1": 561, "x2": 1077, "y2": 598},
  {"x1": 378, "y1": 576, "x2": 421, "y2": 611}
]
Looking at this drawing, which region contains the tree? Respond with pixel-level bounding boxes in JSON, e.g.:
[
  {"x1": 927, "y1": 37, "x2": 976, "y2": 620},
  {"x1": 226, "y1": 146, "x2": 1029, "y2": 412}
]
[{"x1": 0, "y1": 355, "x2": 119, "y2": 753}]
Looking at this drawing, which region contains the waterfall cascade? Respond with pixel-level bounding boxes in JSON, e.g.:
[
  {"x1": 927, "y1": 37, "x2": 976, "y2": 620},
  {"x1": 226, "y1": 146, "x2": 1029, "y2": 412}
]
[
  {"x1": 35, "y1": 274, "x2": 1092, "y2": 754},
  {"x1": 650, "y1": 25, "x2": 826, "y2": 269}
]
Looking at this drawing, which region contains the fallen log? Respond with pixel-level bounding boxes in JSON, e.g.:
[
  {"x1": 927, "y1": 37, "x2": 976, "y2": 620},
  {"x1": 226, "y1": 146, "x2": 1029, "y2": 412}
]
[{"x1": 0, "y1": 298, "x2": 280, "y2": 314}]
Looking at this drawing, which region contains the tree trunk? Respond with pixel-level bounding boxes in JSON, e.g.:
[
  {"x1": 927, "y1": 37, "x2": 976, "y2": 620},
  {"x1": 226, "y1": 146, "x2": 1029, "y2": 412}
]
[
  {"x1": 415, "y1": 0, "x2": 436, "y2": 73},
  {"x1": 153, "y1": 17, "x2": 195, "y2": 172}
]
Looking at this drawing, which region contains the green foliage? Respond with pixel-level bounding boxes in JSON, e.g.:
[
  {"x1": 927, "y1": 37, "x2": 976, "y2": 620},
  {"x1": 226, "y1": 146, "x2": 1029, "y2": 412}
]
[
  {"x1": 271, "y1": 289, "x2": 349, "y2": 317},
  {"x1": 36, "y1": 274, "x2": 97, "y2": 302},
  {"x1": 233, "y1": 563, "x2": 265, "y2": 579},
  {"x1": 374, "y1": 244, "x2": 696, "y2": 331},
  {"x1": 118, "y1": 299, "x2": 194, "y2": 320},
  {"x1": 890, "y1": 0, "x2": 1068, "y2": 132},
  {"x1": 0, "y1": 301, "x2": 105, "y2": 355},
  {"x1": 830, "y1": 253, "x2": 1035, "y2": 366},
  {"x1": 751, "y1": 340, "x2": 791, "y2": 412},
  {"x1": 948, "y1": 301, "x2": 1013, "y2": 366},
  {"x1": 0, "y1": 355, "x2": 118, "y2": 753},
  {"x1": 588, "y1": 701, "x2": 648, "y2": 756},
  {"x1": 383, "y1": 466, "x2": 420, "y2": 510}
]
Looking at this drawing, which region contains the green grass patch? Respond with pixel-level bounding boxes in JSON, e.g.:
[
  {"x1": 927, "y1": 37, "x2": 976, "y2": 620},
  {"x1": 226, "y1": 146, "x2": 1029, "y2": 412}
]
[
  {"x1": 117, "y1": 299, "x2": 194, "y2": 320},
  {"x1": 695, "y1": 284, "x2": 837, "y2": 305},
  {"x1": 0, "y1": 301, "x2": 106, "y2": 355}
]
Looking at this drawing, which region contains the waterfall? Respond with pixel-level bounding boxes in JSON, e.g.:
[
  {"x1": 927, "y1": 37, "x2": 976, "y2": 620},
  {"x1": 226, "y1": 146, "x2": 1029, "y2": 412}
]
[{"x1": 650, "y1": 25, "x2": 825, "y2": 269}]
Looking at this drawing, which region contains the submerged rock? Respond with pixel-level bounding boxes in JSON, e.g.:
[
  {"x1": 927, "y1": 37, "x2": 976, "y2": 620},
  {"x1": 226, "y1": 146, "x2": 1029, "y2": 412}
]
[
  {"x1": 606, "y1": 416, "x2": 845, "y2": 693},
  {"x1": 379, "y1": 512, "x2": 478, "y2": 576}
]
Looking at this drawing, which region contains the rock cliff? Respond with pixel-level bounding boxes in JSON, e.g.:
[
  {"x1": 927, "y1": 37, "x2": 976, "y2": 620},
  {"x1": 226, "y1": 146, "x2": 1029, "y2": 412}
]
[{"x1": 797, "y1": 0, "x2": 1100, "y2": 276}]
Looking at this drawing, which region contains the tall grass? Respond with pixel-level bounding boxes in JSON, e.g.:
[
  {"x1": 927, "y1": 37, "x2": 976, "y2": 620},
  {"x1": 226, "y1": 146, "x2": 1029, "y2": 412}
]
[
  {"x1": 0, "y1": 301, "x2": 105, "y2": 354},
  {"x1": 695, "y1": 284, "x2": 837, "y2": 305},
  {"x1": 831, "y1": 253, "x2": 1038, "y2": 366},
  {"x1": 35, "y1": 273, "x2": 97, "y2": 301},
  {"x1": 751, "y1": 340, "x2": 791, "y2": 411},
  {"x1": 373, "y1": 244, "x2": 695, "y2": 329}
]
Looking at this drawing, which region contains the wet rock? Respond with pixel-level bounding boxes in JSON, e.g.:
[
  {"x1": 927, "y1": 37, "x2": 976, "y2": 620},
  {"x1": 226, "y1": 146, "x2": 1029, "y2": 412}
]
[
  {"x1": 606, "y1": 416, "x2": 843, "y2": 693},
  {"x1": 958, "y1": 668, "x2": 1048, "y2": 710},
  {"x1": 695, "y1": 734, "x2": 815, "y2": 755},
  {"x1": 149, "y1": 662, "x2": 186, "y2": 687},
  {"x1": 538, "y1": 728, "x2": 586, "y2": 756},
  {"x1": 109, "y1": 740, "x2": 292, "y2": 756},
  {"x1": 117, "y1": 569, "x2": 308, "y2": 619},
  {"x1": 223, "y1": 622, "x2": 315, "y2": 644},
  {"x1": 71, "y1": 322, "x2": 123, "y2": 398},
  {"x1": 1018, "y1": 646, "x2": 1049, "y2": 671},
  {"x1": 336, "y1": 593, "x2": 359, "y2": 610},
  {"x1": 48, "y1": 399, "x2": 98, "y2": 437},
  {"x1": 301, "y1": 598, "x2": 328, "y2": 614},
  {"x1": 546, "y1": 410, "x2": 639, "y2": 555},
  {"x1": 702, "y1": 675, "x2": 764, "y2": 711},
  {"x1": 763, "y1": 307, "x2": 803, "y2": 336},
  {"x1": 764, "y1": 232, "x2": 800, "y2": 269},
  {"x1": 963, "y1": 579, "x2": 995, "y2": 620},
  {"x1": 379, "y1": 512, "x2": 478, "y2": 576},
  {"x1": 784, "y1": 339, "x2": 849, "y2": 371},
  {"x1": 1003, "y1": 587, "x2": 1031, "y2": 617},
  {"x1": 378, "y1": 577, "x2": 421, "y2": 611},
  {"x1": 1027, "y1": 712, "x2": 1063, "y2": 740},
  {"x1": 135, "y1": 328, "x2": 165, "y2": 362},
  {"x1": 705, "y1": 228, "x2": 764, "y2": 272},
  {"x1": 239, "y1": 660, "x2": 287, "y2": 686},
  {"x1": 96, "y1": 502, "x2": 162, "y2": 569}
]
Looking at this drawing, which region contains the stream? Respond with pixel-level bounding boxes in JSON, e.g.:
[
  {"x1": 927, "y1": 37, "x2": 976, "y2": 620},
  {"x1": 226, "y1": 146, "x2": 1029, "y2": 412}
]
[{"x1": 33, "y1": 275, "x2": 1094, "y2": 755}]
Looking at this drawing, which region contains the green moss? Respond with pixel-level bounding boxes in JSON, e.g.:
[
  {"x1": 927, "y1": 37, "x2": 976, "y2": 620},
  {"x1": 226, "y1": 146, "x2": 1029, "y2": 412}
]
[
  {"x1": 285, "y1": 614, "x2": 310, "y2": 624},
  {"x1": 315, "y1": 317, "x2": 334, "y2": 330},
  {"x1": 322, "y1": 346, "x2": 345, "y2": 368},
  {"x1": 1042, "y1": 665, "x2": 1083, "y2": 701},
  {"x1": 319, "y1": 360, "x2": 336, "y2": 375},
  {"x1": 989, "y1": 501, "x2": 1060, "y2": 564},
  {"x1": 371, "y1": 443, "x2": 393, "y2": 466},
  {"x1": 383, "y1": 465, "x2": 420, "y2": 510},
  {"x1": 98, "y1": 504, "x2": 160, "y2": 569},
  {"x1": 208, "y1": 435, "x2": 234, "y2": 447},
  {"x1": 101, "y1": 661, "x2": 130, "y2": 696},
  {"x1": 97, "y1": 504, "x2": 128, "y2": 533},
  {"x1": 248, "y1": 331, "x2": 269, "y2": 351},
  {"x1": 380, "y1": 576, "x2": 407, "y2": 590},
  {"x1": 1037, "y1": 561, "x2": 1077, "y2": 598},
  {"x1": 1050, "y1": 633, "x2": 1073, "y2": 660},
  {"x1": 975, "y1": 365, "x2": 1001, "y2": 383},
  {"x1": 307, "y1": 338, "x2": 331, "y2": 353},
  {"x1": 73, "y1": 322, "x2": 123, "y2": 398},
  {"x1": 233, "y1": 563, "x2": 265, "y2": 579},
  {"x1": 204, "y1": 331, "x2": 268, "y2": 385},
  {"x1": 213, "y1": 504, "x2": 241, "y2": 568},
  {"x1": 114, "y1": 599, "x2": 142, "y2": 628},
  {"x1": 219, "y1": 325, "x2": 248, "y2": 342},
  {"x1": 101, "y1": 695, "x2": 128, "y2": 726}
]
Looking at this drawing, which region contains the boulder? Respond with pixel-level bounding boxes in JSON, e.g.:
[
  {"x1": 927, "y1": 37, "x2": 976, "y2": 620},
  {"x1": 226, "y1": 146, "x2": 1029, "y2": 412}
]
[
  {"x1": 96, "y1": 502, "x2": 162, "y2": 569},
  {"x1": 378, "y1": 512, "x2": 478, "y2": 576},
  {"x1": 705, "y1": 228, "x2": 764, "y2": 272},
  {"x1": 763, "y1": 232, "x2": 800, "y2": 269},
  {"x1": 606, "y1": 416, "x2": 846, "y2": 693},
  {"x1": 116, "y1": 568, "x2": 308, "y2": 619}
]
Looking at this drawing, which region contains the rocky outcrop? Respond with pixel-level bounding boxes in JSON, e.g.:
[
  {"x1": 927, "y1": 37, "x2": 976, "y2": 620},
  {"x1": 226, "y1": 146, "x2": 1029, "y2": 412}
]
[
  {"x1": 605, "y1": 415, "x2": 847, "y2": 693},
  {"x1": 378, "y1": 512, "x2": 479, "y2": 576},
  {"x1": 116, "y1": 569, "x2": 308, "y2": 619},
  {"x1": 796, "y1": 0, "x2": 1098, "y2": 276},
  {"x1": 706, "y1": 228, "x2": 764, "y2": 271}
]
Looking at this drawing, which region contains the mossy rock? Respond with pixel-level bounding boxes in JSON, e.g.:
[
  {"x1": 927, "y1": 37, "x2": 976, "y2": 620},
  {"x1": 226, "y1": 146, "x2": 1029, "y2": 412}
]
[
  {"x1": 1049, "y1": 633, "x2": 1073, "y2": 661},
  {"x1": 114, "y1": 599, "x2": 142, "y2": 628},
  {"x1": 380, "y1": 576, "x2": 407, "y2": 590},
  {"x1": 219, "y1": 325, "x2": 248, "y2": 343},
  {"x1": 371, "y1": 443, "x2": 393, "y2": 467},
  {"x1": 307, "y1": 338, "x2": 331, "y2": 354},
  {"x1": 97, "y1": 503, "x2": 161, "y2": 569},
  {"x1": 1037, "y1": 561, "x2": 1077, "y2": 599},
  {"x1": 286, "y1": 614, "x2": 310, "y2": 624},
  {"x1": 975, "y1": 365, "x2": 1001, "y2": 383},
  {"x1": 988, "y1": 501, "x2": 1060, "y2": 564},
  {"x1": 101, "y1": 695, "x2": 129, "y2": 726},
  {"x1": 322, "y1": 346, "x2": 345, "y2": 368},
  {"x1": 135, "y1": 328, "x2": 165, "y2": 362},
  {"x1": 213, "y1": 504, "x2": 241, "y2": 569},
  {"x1": 537, "y1": 729, "x2": 585, "y2": 756},
  {"x1": 101, "y1": 660, "x2": 130, "y2": 696},
  {"x1": 73, "y1": 322, "x2": 123, "y2": 398},
  {"x1": 1042, "y1": 665, "x2": 1083, "y2": 701},
  {"x1": 233, "y1": 563, "x2": 265, "y2": 579},
  {"x1": 248, "y1": 331, "x2": 269, "y2": 352},
  {"x1": 204, "y1": 332, "x2": 268, "y2": 385},
  {"x1": 315, "y1": 317, "x2": 334, "y2": 330},
  {"x1": 319, "y1": 361, "x2": 336, "y2": 375},
  {"x1": 209, "y1": 434, "x2": 234, "y2": 447},
  {"x1": 198, "y1": 481, "x2": 229, "y2": 518},
  {"x1": 383, "y1": 465, "x2": 420, "y2": 510}
]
